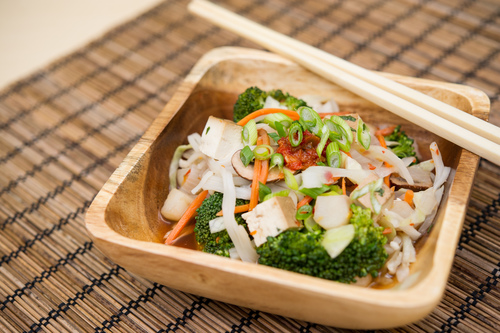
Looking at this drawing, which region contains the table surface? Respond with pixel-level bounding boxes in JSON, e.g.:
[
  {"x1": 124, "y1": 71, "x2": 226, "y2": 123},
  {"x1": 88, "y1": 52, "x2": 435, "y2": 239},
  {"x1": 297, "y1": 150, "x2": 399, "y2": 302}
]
[{"x1": 0, "y1": 0, "x2": 499, "y2": 332}]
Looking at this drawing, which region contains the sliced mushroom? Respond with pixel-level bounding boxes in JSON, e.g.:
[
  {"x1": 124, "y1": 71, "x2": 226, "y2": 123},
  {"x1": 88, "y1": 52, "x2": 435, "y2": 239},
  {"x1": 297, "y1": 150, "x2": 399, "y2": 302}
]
[
  {"x1": 390, "y1": 166, "x2": 433, "y2": 191},
  {"x1": 231, "y1": 150, "x2": 284, "y2": 182}
]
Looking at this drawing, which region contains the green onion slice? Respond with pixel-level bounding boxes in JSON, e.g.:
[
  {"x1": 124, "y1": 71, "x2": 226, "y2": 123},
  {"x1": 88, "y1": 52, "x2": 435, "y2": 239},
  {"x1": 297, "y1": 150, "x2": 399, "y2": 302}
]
[
  {"x1": 304, "y1": 216, "x2": 321, "y2": 232},
  {"x1": 299, "y1": 184, "x2": 330, "y2": 199},
  {"x1": 274, "y1": 121, "x2": 287, "y2": 138},
  {"x1": 296, "y1": 204, "x2": 313, "y2": 220},
  {"x1": 263, "y1": 190, "x2": 290, "y2": 202},
  {"x1": 268, "y1": 132, "x2": 280, "y2": 143},
  {"x1": 357, "y1": 118, "x2": 371, "y2": 150},
  {"x1": 263, "y1": 112, "x2": 294, "y2": 129},
  {"x1": 324, "y1": 119, "x2": 343, "y2": 141},
  {"x1": 240, "y1": 146, "x2": 254, "y2": 166},
  {"x1": 316, "y1": 124, "x2": 330, "y2": 157},
  {"x1": 326, "y1": 141, "x2": 341, "y2": 168},
  {"x1": 335, "y1": 135, "x2": 351, "y2": 153},
  {"x1": 258, "y1": 182, "x2": 272, "y2": 202},
  {"x1": 241, "y1": 119, "x2": 258, "y2": 145},
  {"x1": 330, "y1": 115, "x2": 353, "y2": 143},
  {"x1": 270, "y1": 153, "x2": 284, "y2": 170},
  {"x1": 253, "y1": 144, "x2": 274, "y2": 160},
  {"x1": 288, "y1": 121, "x2": 303, "y2": 147},
  {"x1": 298, "y1": 106, "x2": 324, "y2": 136},
  {"x1": 284, "y1": 168, "x2": 299, "y2": 190}
]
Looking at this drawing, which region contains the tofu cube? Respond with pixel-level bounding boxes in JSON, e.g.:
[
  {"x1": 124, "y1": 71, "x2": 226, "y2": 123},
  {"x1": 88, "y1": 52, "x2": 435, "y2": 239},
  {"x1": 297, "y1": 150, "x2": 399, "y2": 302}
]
[
  {"x1": 199, "y1": 116, "x2": 243, "y2": 161},
  {"x1": 242, "y1": 196, "x2": 298, "y2": 247}
]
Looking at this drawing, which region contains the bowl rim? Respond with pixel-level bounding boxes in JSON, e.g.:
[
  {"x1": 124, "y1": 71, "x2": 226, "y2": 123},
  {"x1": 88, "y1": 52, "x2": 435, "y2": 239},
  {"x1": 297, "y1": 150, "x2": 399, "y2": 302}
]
[{"x1": 85, "y1": 46, "x2": 490, "y2": 319}]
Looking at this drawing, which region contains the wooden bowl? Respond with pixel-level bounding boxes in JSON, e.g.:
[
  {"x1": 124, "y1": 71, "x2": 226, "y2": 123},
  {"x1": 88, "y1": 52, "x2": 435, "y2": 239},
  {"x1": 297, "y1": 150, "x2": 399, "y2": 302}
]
[{"x1": 85, "y1": 47, "x2": 490, "y2": 329}]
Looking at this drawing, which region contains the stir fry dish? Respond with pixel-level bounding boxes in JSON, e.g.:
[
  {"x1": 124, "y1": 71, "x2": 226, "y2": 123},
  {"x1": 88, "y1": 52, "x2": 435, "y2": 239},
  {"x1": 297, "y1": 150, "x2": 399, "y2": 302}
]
[{"x1": 161, "y1": 87, "x2": 450, "y2": 286}]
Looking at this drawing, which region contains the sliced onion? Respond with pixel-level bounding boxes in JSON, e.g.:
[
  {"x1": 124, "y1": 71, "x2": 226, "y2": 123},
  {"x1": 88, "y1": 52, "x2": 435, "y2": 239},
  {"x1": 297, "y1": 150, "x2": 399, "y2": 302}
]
[
  {"x1": 430, "y1": 142, "x2": 450, "y2": 189},
  {"x1": 221, "y1": 168, "x2": 258, "y2": 263},
  {"x1": 300, "y1": 166, "x2": 371, "y2": 188},
  {"x1": 190, "y1": 170, "x2": 214, "y2": 195},
  {"x1": 365, "y1": 145, "x2": 414, "y2": 185}
]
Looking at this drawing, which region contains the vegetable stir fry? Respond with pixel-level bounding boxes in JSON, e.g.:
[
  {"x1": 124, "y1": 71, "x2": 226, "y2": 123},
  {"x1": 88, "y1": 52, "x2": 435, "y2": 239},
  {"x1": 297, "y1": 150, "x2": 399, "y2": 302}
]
[{"x1": 161, "y1": 87, "x2": 450, "y2": 286}]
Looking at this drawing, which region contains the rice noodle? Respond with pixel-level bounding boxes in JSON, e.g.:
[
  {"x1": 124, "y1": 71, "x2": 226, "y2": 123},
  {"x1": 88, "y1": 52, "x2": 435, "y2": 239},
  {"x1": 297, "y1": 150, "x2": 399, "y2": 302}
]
[
  {"x1": 221, "y1": 168, "x2": 258, "y2": 262},
  {"x1": 179, "y1": 151, "x2": 206, "y2": 168},
  {"x1": 191, "y1": 170, "x2": 214, "y2": 195},
  {"x1": 364, "y1": 145, "x2": 414, "y2": 185},
  {"x1": 187, "y1": 133, "x2": 202, "y2": 152}
]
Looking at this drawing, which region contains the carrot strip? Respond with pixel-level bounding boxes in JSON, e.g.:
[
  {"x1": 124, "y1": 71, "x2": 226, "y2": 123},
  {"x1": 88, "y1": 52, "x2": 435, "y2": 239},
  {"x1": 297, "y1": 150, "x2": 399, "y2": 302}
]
[
  {"x1": 404, "y1": 189, "x2": 414, "y2": 207},
  {"x1": 342, "y1": 177, "x2": 346, "y2": 195},
  {"x1": 297, "y1": 196, "x2": 313, "y2": 209},
  {"x1": 237, "y1": 108, "x2": 300, "y2": 126},
  {"x1": 258, "y1": 130, "x2": 270, "y2": 184},
  {"x1": 165, "y1": 190, "x2": 209, "y2": 245},
  {"x1": 375, "y1": 125, "x2": 397, "y2": 137},
  {"x1": 382, "y1": 227, "x2": 393, "y2": 235},
  {"x1": 216, "y1": 204, "x2": 250, "y2": 216},
  {"x1": 384, "y1": 175, "x2": 391, "y2": 188},
  {"x1": 377, "y1": 134, "x2": 388, "y2": 149},
  {"x1": 249, "y1": 129, "x2": 270, "y2": 210}
]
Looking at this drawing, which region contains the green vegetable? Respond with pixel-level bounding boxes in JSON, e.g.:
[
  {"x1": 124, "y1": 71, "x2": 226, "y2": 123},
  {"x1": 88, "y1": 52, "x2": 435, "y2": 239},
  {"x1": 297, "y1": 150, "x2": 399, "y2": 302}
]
[
  {"x1": 194, "y1": 192, "x2": 249, "y2": 257},
  {"x1": 298, "y1": 106, "x2": 323, "y2": 136},
  {"x1": 299, "y1": 184, "x2": 330, "y2": 199},
  {"x1": 240, "y1": 146, "x2": 254, "y2": 166},
  {"x1": 284, "y1": 168, "x2": 299, "y2": 190},
  {"x1": 270, "y1": 153, "x2": 284, "y2": 170},
  {"x1": 258, "y1": 182, "x2": 272, "y2": 202},
  {"x1": 263, "y1": 190, "x2": 290, "y2": 202},
  {"x1": 233, "y1": 87, "x2": 308, "y2": 122},
  {"x1": 263, "y1": 113, "x2": 293, "y2": 129},
  {"x1": 330, "y1": 115, "x2": 353, "y2": 144},
  {"x1": 384, "y1": 125, "x2": 418, "y2": 163},
  {"x1": 288, "y1": 121, "x2": 303, "y2": 147},
  {"x1": 357, "y1": 118, "x2": 371, "y2": 150},
  {"x1": 316, "y1": 124, "x2": 330, "y2": 157},
  {"x1": 296, "y1": 204, "x2": 313, "y2": 220},
  {"x1": 326, "y1": 141, "x2": 340, "y2": 168},
  {"x1": 256, "y1": 205, "x2": 388, "y2": 283},
  {"x1": 253, "y1": 144, "x2": 274, "y2": 160},
  {"x1": 242, "y1": 119, "x2": 257, "y2": 145}
]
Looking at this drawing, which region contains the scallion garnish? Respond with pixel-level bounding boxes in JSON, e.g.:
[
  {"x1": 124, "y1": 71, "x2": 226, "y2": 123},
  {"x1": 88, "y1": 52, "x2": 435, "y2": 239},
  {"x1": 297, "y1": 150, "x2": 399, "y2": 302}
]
[
  {"x1": 284, "y1": 168, "x2": 299, "y2": 190},
  {"x1": 330, "y1": 115, "x2": 353, "y2": 144},
  {"x1": 274, "y1": 121, "x2": 287, "y2": 138},
  {"x1": 263, "y1": 190, "x2": 290, "y2": 202},
  {"x1": 324, "y1": 119, "x2": 343, "y2": 141},
  {"x1": 253, "y1": 144, "x2": 274, "y2": 160},
  {"x1": 240, "y1": 146, "x2": 254, "y2": 166},
  {"x1": 326, "y1": 141, "x2": 341, "y2": 168},
  {"x1": 357, "y1": 118, "x2": 371, "y2": 150},
  {"x1": 316, "y1": 124, "x2": 330, "y2": 157},
  {"x1": 288, "y1": 121, "x2": 303, "y2": 147},
  {"x1": 263, "y1": 113, "x2": 294, "y2": 129},
  {"x1": 241, "y1": 119, "x2": 258, "y2": 145},
  {"x1": 296, "y1": 204, "x2": 313, "y2": 220},
  {"x1": 270, "y1": 153, "x2": 284, "y2": 170},
  {"x1": 298, "y1": 106, "x2": 323, "y2": 136}
]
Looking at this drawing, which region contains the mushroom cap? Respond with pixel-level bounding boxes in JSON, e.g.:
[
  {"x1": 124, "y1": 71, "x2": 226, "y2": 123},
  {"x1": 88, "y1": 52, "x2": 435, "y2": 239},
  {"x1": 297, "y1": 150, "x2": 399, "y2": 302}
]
[{"x1": 231, "y1": 150, "x2": 284, "y2": 182}]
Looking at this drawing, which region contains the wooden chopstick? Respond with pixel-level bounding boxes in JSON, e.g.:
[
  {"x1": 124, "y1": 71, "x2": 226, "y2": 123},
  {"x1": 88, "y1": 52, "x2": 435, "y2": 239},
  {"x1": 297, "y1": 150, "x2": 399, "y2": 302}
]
[{"x1": 188, "y1": 0, "x2": 500, "y2": 165}]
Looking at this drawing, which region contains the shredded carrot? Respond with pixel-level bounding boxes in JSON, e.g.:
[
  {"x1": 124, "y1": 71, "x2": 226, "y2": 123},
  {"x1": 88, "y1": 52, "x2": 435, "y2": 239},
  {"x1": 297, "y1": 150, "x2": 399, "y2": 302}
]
[
  {"x1": 342, "y1": 177, "x2": 346, "y2": 195},
  {"x1": 237, "y1": 108, "x2": 300, "y2": 126},
  {"x1": 249, "y1": 129, "x2": 270, "y2": 210},
  {"x1": 165, "y1": 190, "x2": 209, "y2": 245},
  {"x1": 182, "y1": 169, "x2": 191, "y2": 185},
  {"x1": 318, "y1": 111, "x2": 353, "y2": 118},
  {"x1": 297, "y1": 196, "x2": 313, "y2": 209},
  {"x1": 258, "y1": 130, "x2": 270, "y2": 183},
  {"x1": 376, "y1": 134, "x2": 388, "y2": 149},
  {"x1": 342, "y1": 150, "x2": 352, "y2": 158},
  {"x1": 375, "y1": 125, "x2": 397, "y2": 137},
  {"x1": 250, "y1": 230, "x2": 257, "y2": 236},
  {"x1": 368, "y1": 163, "x2": 376, "y2": 170},
  {"x1": 216, "y1": 204, "x2": 250, "y2": 216},
  {"x1": 382, "y1": 227, "x2": 393, "y2": 235},
  {"x1": 384, "y1": 176, "x2": 391, "y2": 188},
  {"x1": 404, "y1": 189, "x2": 414, "y2": 207}
]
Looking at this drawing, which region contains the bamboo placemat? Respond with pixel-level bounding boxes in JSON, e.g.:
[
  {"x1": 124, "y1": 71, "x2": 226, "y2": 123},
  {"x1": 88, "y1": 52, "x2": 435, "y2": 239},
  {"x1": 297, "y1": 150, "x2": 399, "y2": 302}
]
[{"x1": 0, "y1": 0, "x2": 499, "y2": 332}]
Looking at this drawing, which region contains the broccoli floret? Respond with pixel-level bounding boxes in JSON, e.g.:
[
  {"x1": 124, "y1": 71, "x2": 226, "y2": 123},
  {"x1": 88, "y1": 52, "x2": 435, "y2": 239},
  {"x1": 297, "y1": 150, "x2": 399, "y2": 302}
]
[
  {"x1": 194, "y1": 192, "x2": 249, "y2": 257},
  {"x1": 256, "y1": 205, "x2": 388, "y2": 283},
  {"x1": 233, "y1": 87, "x2": 308, "y2": 122},
  {"x1": 385, "y1": 125, "x2": 418, "y2": 163}
]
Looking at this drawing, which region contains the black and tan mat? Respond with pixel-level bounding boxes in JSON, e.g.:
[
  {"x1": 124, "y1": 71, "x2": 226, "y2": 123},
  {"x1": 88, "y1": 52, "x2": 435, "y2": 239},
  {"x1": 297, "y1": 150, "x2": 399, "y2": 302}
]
[{"x1": 0, "y1": 0, "x2": 499, "y2": 332}]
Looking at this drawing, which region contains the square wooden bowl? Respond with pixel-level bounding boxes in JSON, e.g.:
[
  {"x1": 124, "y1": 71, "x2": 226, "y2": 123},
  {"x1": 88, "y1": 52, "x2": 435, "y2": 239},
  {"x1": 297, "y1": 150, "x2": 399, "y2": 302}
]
[{"x1": 85, "y1": 47, "x2": 490, "y2": 329}]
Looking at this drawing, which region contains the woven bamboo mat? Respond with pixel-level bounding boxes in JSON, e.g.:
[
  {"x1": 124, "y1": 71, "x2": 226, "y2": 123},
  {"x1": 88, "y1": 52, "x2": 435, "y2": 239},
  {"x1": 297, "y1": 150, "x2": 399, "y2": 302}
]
[{"x1": 0, "y1": 0, "x2": 499, "y2": 332}]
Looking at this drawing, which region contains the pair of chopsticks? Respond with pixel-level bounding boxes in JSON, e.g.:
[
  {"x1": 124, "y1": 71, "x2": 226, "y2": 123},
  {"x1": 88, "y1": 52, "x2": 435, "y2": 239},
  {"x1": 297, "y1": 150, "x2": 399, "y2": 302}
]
[{"x1": 188, "y1": 0, "x2": 500, "y2": 166}]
